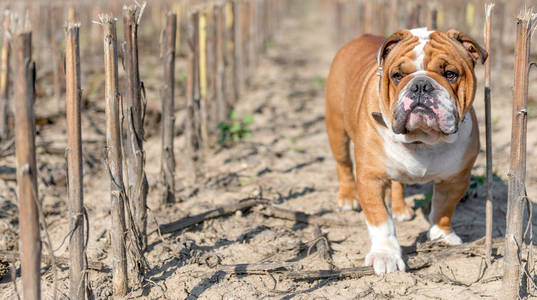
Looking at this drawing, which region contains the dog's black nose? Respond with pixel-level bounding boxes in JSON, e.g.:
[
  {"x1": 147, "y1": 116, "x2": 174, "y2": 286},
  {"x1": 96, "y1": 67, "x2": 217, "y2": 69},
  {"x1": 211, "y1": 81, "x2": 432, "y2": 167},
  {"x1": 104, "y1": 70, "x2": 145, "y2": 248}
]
[{"x1": 410, "y1": 79, "x2": 434, "y2": 94}]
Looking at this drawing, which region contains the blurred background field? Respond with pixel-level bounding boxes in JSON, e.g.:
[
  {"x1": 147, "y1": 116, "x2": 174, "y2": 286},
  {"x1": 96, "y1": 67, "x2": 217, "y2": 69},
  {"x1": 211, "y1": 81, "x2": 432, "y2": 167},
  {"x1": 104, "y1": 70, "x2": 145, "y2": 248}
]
[{"x1": 0, "y1": 0, "x2": 536, "y2": 299}]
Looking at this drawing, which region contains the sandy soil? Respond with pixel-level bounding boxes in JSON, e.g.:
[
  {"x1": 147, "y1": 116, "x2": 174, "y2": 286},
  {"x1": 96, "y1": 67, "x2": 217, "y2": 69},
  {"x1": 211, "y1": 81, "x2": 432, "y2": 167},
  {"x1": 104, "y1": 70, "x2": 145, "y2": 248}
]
[{"x1": 1, "y1": 1, "x2": 537, "y2": 299}]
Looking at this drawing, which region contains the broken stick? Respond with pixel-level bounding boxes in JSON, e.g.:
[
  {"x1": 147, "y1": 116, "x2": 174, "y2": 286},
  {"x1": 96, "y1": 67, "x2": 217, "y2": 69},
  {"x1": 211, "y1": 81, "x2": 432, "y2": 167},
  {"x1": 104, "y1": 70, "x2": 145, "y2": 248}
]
[
  {"x1": 254, "y1": 205, "x2": 359, "y2": 227},
  {"x1": 285, "y1": 266, "x2": 375, "y2": 281},
  {"x1": 160, "y1": 201, "x2": 361, "y2": 235},
  {"x1": 0, "y1": 250, "x2": 105, "y2": 271},
  {"x1": 312, "y1": 225, "x2": 335, "y2": 269},
  {"x1": 217, "y1": 261, "x2": 294, "y2": 275},
  {"x1": 159, "y1": 198, "x2": 267, "y2": 234},
  {"x1": 0, "y1": 165, "x2": 16, "y2": 181}
]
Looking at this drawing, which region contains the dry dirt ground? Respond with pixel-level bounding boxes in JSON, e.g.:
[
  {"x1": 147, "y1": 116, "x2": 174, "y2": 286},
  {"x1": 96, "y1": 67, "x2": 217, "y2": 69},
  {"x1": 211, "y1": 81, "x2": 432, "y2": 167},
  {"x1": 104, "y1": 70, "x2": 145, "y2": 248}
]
[{"x1": 2, "y1": 1, "x2": 537, "y2": 299}]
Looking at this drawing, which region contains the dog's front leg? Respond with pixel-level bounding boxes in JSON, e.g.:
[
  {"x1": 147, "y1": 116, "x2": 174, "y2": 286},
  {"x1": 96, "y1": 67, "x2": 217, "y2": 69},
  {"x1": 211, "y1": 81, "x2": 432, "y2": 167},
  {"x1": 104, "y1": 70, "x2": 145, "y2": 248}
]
[{"x1": 357, "y1": 175, "x2": 405, "y2": 274}]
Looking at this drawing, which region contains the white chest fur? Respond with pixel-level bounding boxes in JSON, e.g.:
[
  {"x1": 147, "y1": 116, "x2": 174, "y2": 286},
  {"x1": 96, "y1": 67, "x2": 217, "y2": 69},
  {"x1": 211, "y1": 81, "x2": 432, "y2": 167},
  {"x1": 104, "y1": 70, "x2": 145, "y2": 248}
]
[{"x1": 377, "y1": 112, "x2": 473, "y2": 184}]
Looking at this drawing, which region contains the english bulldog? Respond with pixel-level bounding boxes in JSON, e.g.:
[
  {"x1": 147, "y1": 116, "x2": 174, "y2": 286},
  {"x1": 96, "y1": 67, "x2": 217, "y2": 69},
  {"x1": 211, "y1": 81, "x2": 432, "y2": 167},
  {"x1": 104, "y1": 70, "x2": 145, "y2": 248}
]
[{"x1": 325, "y1": 28, "x2": 487, "y2": 274}]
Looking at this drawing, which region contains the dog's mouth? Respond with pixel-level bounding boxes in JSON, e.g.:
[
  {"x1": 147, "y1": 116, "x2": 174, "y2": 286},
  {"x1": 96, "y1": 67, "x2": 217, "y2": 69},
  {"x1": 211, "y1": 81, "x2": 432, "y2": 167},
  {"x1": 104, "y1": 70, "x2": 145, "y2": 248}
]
[
  {"x1": 406, "y1": 105, "x2": 440, "y2": 133},
  {"x1": 393, "y1": 96, "x2": 458, "y2": 136}
]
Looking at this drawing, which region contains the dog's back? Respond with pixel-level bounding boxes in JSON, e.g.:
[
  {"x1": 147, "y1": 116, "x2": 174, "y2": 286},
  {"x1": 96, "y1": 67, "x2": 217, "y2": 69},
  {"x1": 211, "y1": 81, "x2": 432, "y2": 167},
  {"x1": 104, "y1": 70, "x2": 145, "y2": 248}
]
[{"x1": 325, "y1": 34, "x2": 384, "y2": 118}]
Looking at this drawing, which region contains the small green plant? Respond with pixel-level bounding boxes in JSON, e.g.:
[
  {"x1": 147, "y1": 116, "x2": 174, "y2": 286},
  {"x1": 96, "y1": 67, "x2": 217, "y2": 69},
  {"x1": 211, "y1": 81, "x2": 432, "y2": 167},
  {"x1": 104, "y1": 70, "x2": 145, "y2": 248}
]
[
  {"x1": 468, "y1": 173, "x2": 502, "y2": 188},
  {"x1": 218, "y1": 110, "x2": 254, "y2": 144},
  {"x1": 527, "y1": 101, "x2": 537, "y2": 118},
  {"x1": 266, "y1": 39, "x2": 275, "y2": 49},
  {"x1": 312, "y1": 76, "x2": 326, "y2": 90},
  {"x1": 177, "y1": 70, "x2": 187, "y2": 85},
  {"x1": 414, "y1": 190, "x2": 433, "y2": 209},
  {"x1": 492, "y1": 170, "x2": 502, "y2": 182},
  {"x1": 469, "y1": 174, "x2": 485, "y2": 189},
  {"x1": 289, "y1": 138, "x2": 305, "y2": 153},
  {"x1": 491, "y1": 115, "x2": 501, "y2": 131},
  {"x1": 239, "y1": 173, "x2": 258, "y2": 186}
]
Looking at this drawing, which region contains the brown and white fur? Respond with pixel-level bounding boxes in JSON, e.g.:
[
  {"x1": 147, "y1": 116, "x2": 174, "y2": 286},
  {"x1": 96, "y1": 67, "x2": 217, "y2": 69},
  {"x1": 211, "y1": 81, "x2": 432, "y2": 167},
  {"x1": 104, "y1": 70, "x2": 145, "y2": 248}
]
[{"x1": 325, "y1": 28, "x2": 487, "y2": 274}]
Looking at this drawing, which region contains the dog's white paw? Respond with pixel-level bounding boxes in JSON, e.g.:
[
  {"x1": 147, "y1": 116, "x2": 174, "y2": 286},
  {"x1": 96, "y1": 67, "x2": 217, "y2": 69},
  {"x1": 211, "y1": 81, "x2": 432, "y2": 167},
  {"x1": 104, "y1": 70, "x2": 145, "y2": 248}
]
[
  {"x1": 428, "y1": 225, "x2": 462, "y2": 245},
  {"x1": 341, "y1": 204, "x2": 353, "y2": 211},
  {"x1": 339, "y1": 199, "x2": 360, "y2": 211},
  {"x1": 365, "y1": 248, "x2": 406, "y2": 274},
  {"x1": 365, "y1": 238, "x2": 406, "y2": 274}
]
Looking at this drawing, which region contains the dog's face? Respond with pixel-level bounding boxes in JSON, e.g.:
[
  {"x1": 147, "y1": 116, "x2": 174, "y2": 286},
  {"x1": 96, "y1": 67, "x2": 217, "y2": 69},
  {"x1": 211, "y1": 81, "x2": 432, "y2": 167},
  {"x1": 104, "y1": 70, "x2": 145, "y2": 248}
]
[{"x1": 377, "y1": 28, "x2": 487, "y2": 144}]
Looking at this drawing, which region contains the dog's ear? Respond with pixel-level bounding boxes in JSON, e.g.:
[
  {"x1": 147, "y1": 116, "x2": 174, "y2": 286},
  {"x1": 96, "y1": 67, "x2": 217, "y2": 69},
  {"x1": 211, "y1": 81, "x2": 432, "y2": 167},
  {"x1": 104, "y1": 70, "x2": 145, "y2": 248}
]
[
  {"x1": 377, "y1": 30, "x2": 409, "y2": 67},
  {"x1": 447, "y1": 29, "x2": 488, "y2": 64}
]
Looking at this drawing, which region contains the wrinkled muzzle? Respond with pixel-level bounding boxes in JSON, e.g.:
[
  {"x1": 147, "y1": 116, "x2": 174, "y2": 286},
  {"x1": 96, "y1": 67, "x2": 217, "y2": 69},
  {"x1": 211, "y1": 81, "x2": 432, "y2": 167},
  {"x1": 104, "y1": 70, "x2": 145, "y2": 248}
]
[{"x1": 392, "y1": 76, "x2": 458, "y2": 135}]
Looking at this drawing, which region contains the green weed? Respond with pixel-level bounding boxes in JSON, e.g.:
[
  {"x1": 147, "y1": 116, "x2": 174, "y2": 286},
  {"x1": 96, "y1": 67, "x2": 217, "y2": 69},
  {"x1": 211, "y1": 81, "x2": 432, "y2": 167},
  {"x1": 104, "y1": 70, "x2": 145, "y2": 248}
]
[
  {"x1": 177, "y1": 70, "x2": 187, "y2": 85},
  {"x1": 414, "y1": 190, "x2": 433, "y2": 210},
  {"x1": 217, "y1": 110, "x2": 254, "y2": 144},
  {"x1": 266, "y1": 39, "x2": 276, "y2": 49},
  {"x1": 313, "y1": 76, "x2": 326, "y2": 90},
  {"x1": 491, "y1": 115, "x2": 501, "y2": 131},
  {"x1": 289, "y1": 138, "x2": 306, "y2": 153},
  {"x1": 527, "y1": 102, "x2": 537, "y2": 118},
  {"x1": 239, "y1": 173, "x2": 258, "y2": 186}
]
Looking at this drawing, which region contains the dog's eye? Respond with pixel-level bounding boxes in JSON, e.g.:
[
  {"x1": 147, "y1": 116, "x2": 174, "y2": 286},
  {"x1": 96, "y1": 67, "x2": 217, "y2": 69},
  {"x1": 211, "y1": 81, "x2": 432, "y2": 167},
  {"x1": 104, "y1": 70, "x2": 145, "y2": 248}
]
[
  {"x1": 444, "y1": 70, "x2": 458, "y2": 82},
  {"x1": 391, "y1": 72, "x2": 403, "y2": 83}
]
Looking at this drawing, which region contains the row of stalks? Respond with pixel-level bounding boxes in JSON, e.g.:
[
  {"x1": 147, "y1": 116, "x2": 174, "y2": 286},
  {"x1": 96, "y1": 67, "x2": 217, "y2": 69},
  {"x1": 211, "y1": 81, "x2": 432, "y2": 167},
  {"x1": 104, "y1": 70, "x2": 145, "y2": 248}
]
[{"x1": 1, "y1": 0, "x2": 285, "y2": 298}]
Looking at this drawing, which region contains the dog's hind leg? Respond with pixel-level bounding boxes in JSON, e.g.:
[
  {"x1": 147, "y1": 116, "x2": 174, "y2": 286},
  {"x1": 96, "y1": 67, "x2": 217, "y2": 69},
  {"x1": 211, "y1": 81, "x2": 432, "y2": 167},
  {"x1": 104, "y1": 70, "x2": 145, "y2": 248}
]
[
  {"x1": 428, "y1": 171, "x2": 470, "y2": 245},
  {"x1": 325, "y1": 112, "x2": 359, "y2": 210},
  {"x1": 391, "y1": 181, "x2": 414, "y2": 221}
]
